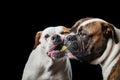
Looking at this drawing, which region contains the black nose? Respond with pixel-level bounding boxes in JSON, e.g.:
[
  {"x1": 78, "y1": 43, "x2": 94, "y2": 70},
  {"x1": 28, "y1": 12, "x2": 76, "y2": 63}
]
[
  {"x1": 51, "y1": 34, "x2": 61, "y2": 44},
  {"x1": 66, "y1": 35, "x2": 77, "y2": 41}
]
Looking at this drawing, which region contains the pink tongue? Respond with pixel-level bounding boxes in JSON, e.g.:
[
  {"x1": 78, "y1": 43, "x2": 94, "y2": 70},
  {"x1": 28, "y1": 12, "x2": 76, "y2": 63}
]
[{"x1": 48, "y1": 51, "x2": 54, "y2": 56}]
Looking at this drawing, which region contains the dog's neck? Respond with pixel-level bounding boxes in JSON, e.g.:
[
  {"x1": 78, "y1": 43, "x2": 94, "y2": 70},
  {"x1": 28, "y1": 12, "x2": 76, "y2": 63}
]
[
  {"x1": 91, "y1": 37, "x2": 120, "y2": 80},
  {"x1": 34, "y1": 45, "x2": 72, "y2": 80},
  {"x1": 101, "y1": 28, "x2": 120, "y2": 80},
  {"x1": 101, "y1": 48, "x2": 120, "y2": 80}
]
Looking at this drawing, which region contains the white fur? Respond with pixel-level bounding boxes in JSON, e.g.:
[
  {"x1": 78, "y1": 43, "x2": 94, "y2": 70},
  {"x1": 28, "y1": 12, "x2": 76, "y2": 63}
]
[{"x1": 22, "y1": 26, "x2": 72, "y2": 80}]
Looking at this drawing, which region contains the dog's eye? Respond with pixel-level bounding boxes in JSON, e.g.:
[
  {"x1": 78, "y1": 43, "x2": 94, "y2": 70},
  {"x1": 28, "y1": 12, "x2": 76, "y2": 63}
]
[
  {"x1": 78, "y1": 32, "x2": 82, "y2": 36},
  {"x1": 82, "y1": 33, "x2": 87, "y2": 38},
  {"x1": 45, "y1": 34, "x2": 50, "y2": 38},
  {"x1": 78, "y1": 32, "x2": 88, "y2": 39}
]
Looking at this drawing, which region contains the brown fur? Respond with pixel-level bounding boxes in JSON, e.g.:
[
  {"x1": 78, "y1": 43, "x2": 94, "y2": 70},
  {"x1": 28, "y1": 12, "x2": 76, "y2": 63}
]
[
  {"x1": 80, "y1": 21, "x2": 102, "y2": 35},
  {"x1": 69, "y1": 17, "x2": 119, "y2": 80},
  {"x1": 108, "y1": 58, "x2": 120, "y2": 80},
  {"x1": 62, "y1": 27, "x2": 71, "y2": 34},
  {"x1": 33, "y1": 31, "x2": 42, "y2": 49}
]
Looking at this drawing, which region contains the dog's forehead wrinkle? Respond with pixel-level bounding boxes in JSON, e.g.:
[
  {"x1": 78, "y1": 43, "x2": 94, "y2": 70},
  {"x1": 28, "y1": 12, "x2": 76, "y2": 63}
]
[
  {"x1": 77, "y1": 18, "x2": 107, "y2": 34},
  {"x1": 44, "y1": 27, "x2": 55, "y2": 32},
  {"x1": 44, "y1": 26, "x2": 63, "y2": 33},
  {"x1": 55, "y1": 26, "x2": 64, "y2": 33},
  {"x1": 41, "y1": 26, "x2": 66, "y2": 37},
  {"x1": 80, "y1": 18, "x2": 107, "y2": 26},
  {"x1": 82, "y1": 25, "x2": 102, "y2": 35},
  {"x1": 41, "y1": 27, "x2": 56, "y2": 37}
]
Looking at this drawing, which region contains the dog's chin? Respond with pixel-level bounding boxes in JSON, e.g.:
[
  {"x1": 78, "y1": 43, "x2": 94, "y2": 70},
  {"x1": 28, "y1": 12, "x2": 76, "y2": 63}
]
[
  {"x1": 65, "y1": 50, "x2": 78, "y2": 60},
  {"x1": 64, "y1": 41, "x2": 80, "y2": 60},
  {"x1": 64, "y1": 41, "x2": 89, "y2": 63},
  {"x1": 65, "y1": 50, "x2": 88, "y2": 63}
]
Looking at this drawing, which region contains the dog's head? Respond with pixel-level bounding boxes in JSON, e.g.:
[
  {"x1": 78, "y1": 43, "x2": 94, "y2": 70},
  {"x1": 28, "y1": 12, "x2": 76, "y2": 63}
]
[
  {"x1": 65, "y1": 17, "x2": 119, "y2": 63},
  {"x1": 34, "y1": 26, "x2": 70, "y2": 59}
]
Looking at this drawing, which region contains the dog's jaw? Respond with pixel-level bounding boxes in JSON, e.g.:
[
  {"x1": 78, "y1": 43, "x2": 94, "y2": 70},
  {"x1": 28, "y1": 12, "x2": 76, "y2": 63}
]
[{"x1": 65, "y1": 50, "x2": 78, "y2": 60}]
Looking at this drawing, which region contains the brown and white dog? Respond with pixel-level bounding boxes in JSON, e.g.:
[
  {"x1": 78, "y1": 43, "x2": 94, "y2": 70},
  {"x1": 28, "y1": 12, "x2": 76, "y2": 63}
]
[
  {"x1": 64, "y1": 17, "x2": 120, "y2": 80},
  {"x1": 22, "y1": 26, "x2": 72, "y2": 80}
]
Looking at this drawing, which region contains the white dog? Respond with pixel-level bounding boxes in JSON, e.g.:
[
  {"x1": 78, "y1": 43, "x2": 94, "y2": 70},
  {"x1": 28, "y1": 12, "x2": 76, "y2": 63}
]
[{"x1": 21, "y1": 26, "x2": 72, "y2": 80}]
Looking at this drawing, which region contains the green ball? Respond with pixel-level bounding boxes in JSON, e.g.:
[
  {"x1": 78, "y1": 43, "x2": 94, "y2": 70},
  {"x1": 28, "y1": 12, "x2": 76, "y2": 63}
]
[{"x1": 61, "y1": 45, "x2": 67, "y2": 51}]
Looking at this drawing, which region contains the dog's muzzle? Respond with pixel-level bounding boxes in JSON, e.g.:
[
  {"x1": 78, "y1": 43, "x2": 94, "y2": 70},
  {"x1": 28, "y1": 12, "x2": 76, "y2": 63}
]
[
  {"x1": 65, "y1": 34, "x2": 102, "y2": 63},
  {"x1": 64, "y1": 35, "x2": 83, "y2": 59},
  {"x1": 51, "y1": 34, "x2": 62, "y2": 45},
  {"x1": 47, "y1": 34, "x2": 65, "y2": 59},
  {"x1": 65, "y1": 35, "x2": 79, "y2": 51}
]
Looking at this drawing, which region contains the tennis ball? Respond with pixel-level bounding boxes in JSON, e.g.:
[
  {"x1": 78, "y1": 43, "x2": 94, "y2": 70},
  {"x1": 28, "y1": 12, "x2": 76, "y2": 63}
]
[{"x1": 61, "y1": 45, "x2": 68, "y2": 51}]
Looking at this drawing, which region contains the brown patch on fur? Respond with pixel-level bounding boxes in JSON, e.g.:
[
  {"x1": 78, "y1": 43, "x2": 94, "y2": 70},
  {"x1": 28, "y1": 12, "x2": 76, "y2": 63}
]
[
  {"x1": 108, "y1": 58, "x2": 120, "y2": 80},
  {"x1": 80, "y1": 21, "x2": 119, "y2": 44},
  {"x1": 62, "y1": 27, "x2": 71, "y2": 34},
  {"x1": 33, "y1": 31, "x2": 42, "y2": 49},
  {"x1": 102, "y1": 23, "x2": 119, "y2": 44},
  {"x1": 79, "y1": 21, "x2": 111, "y2": 62},
  {"x1": 81, "y1": 21, "x2": 102, "y2": 35}
]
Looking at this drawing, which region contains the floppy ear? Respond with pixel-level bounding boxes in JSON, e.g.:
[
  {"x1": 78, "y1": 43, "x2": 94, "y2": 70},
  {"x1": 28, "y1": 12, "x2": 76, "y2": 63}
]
[
  {"x1": 102, "y1": 23, "x2": 119, "y2": 44},
  {"x1": 33, "y1": 31, "x2": 42, "y2": 49},
  {"x1": 63, "y1": 27, "x2": 71, "y2": 33}
]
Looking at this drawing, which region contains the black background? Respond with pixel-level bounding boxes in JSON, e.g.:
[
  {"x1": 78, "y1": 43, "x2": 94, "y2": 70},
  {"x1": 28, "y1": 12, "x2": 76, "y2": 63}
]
[{"x1": 3, "y1": 3, "x2": 120, "y2": 80}]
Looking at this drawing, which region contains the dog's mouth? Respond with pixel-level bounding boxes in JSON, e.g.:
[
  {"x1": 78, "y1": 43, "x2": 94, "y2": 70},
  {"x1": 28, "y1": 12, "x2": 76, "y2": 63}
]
[
  {"x1": 64, "y1": 41, "x2": 80, "y2": 60},
  {"x1": 47, "y1": 43, "x2": 65, "y2": 59},
  {"x1": 47, "y1": 40, "x2": 79, "y2": 60}
]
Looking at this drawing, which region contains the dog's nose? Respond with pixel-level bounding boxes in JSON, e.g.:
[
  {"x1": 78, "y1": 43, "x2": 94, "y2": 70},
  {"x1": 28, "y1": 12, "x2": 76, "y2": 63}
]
[
  {"x1": 51, "y1": 34, "x2": 61, "y2": 42},
  {"x1": 66, "y1": 35, "x2": 77, "y2": 41}
]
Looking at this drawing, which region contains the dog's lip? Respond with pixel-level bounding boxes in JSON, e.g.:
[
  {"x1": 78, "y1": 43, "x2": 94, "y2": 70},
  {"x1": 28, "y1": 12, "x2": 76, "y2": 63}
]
[
  {"x1": 47, "y1": 44, "x2": 64, "y2": 59},
  {"x1": 64, "y1": 50, "x2": 78, "y2": 60},
  {"x1": 48, "y1": 50, "x2": 64, "y2": 58},
  {"x1": 49, "y1": 44, "x2": 62, "y2": 52},
  {"x1": 47, "y1": 44, "x2": 78, "y2": 60}
]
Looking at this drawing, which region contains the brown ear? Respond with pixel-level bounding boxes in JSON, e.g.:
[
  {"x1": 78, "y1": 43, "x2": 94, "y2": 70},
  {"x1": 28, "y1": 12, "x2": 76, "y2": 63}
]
[
  {"x1": 63, "y1": 27, "x2": 71, "y2": 33},
  {"x1": 102, "y1": 23, "x2": 119, "y2": 44},
  {"x1": 33, "y1": 31, "x2": 42, "y2": 49}
]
